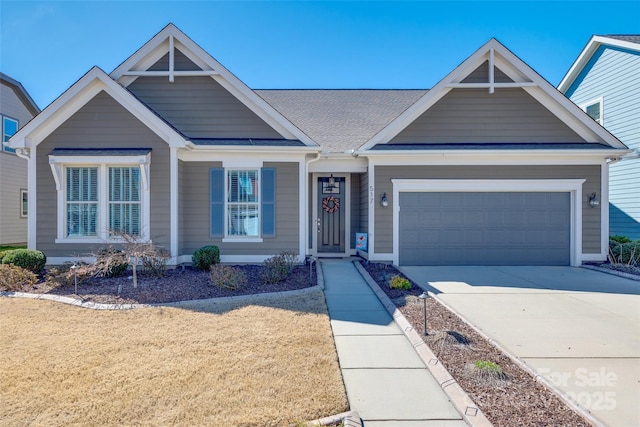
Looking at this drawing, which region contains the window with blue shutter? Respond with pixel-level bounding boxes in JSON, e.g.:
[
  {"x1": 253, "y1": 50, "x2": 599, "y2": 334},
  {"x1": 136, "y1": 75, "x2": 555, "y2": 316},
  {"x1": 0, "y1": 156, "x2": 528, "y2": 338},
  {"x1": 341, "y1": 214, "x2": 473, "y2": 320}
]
[
  {"x1": 261, "y1": 168, "x2": 276, "y2": 237},
  {"x1": 210, "y1": 168, "x2": 224, "y2": 237}
]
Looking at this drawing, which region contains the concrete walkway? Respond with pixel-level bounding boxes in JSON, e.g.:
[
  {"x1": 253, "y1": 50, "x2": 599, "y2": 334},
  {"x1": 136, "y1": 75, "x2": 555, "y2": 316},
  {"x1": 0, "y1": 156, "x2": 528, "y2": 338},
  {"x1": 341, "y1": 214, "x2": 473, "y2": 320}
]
[
  {"x1": 400, "y1": 266, "x2": 640, "y2": 427},
  {"x1": 321, "y1": 260, "x2": 465, "y2": 427}
]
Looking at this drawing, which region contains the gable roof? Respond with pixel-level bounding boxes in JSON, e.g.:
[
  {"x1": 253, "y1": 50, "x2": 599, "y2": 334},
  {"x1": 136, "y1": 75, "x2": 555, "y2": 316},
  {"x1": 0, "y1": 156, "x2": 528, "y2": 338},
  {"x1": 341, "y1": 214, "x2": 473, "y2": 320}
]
[
  {"x1": 110, "y1": 23, "x2": 317, "y2": 147},
  {"x1": 0, "y1": 72, "x2": 40, "y2": 116},
  {"x1": 558, "y1": 35, "x2": 640, "y2": 93},
  {"x1": 8, "y1": 67, "x2": 186, "y2": 150},
  {"x1": 359, "y1": 38, "x2": 627, "y2": 151},
  {"x1": 256, "y1": 89, "x2": 427, "y2": 153}
]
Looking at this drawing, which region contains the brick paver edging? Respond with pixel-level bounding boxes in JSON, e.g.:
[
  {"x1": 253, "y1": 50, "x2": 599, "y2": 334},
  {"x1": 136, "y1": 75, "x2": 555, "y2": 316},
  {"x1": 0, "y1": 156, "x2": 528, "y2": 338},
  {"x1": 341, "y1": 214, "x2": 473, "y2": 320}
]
[{"x1": 353, "y1": 261, "x2": 493, "y2": 427}]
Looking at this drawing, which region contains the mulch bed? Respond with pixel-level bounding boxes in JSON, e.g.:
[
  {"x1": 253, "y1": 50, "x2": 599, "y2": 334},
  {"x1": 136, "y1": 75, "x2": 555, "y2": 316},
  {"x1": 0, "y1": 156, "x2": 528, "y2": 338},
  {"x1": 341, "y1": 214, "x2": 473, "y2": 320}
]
[
  {"x1": 360, "y1": 261, "x2": 590, "y2": 427},
  {"x1": 17, "y1": 264, "x2": 316, "y2": 305}
]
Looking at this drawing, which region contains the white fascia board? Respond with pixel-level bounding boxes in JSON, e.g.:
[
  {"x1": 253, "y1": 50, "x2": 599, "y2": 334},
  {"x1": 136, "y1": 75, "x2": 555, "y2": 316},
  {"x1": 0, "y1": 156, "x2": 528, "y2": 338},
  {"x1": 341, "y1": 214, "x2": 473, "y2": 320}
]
[
  {"x1": 365, "y1": 149, "x2": 626, "y2": 166},
  {"x1": 111, "y1": 24, "x2": 317, "y2": 147},
  {"x1": 361, "y1": 38, "x2": 625, "y2": 151},
  {"x1": 183, "y1": 141, "x2": 319, "y2": 153},
  {"x1": 361, "y1": 39, "x2": 505, "y2": 150},
  {"x1": 558, "y1": 36, "x2": 640, "y2": 93},
  {"x1": 308, "y1": 155, "x2": 368, "y2": 173},
  {"x1": 178, "y1": 147, "x2": 314, "y2": 163},
  {"x1": 9, "y1": 67, "x2": 186, "y2": 149}
]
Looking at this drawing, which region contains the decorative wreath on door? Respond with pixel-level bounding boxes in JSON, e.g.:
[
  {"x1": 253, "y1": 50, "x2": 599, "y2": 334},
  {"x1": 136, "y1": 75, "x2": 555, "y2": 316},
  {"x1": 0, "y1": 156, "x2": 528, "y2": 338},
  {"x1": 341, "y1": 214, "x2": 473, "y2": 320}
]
[{"x1": 322, "y1": 196, "x2": 340, "y2": 213}]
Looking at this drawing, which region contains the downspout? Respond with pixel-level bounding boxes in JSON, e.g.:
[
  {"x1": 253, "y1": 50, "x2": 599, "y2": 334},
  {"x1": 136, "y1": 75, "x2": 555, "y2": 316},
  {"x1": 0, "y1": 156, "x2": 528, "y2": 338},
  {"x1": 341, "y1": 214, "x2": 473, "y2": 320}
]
[{"x1": 304, "y1": 151, "x2": 322, "y2": 257}]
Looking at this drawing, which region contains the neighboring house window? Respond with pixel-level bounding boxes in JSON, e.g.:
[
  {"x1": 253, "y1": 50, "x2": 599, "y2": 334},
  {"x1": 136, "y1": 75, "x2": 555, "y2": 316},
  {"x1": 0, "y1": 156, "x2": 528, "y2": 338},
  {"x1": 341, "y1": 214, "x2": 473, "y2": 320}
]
[
  {"x1": 20, "y1": 189, "x2": 28, "y2": 218},
  {"x1": 2, "y1": 116, "x2": 19, "y2": 153},
  {"x1": 210, "y1": 167, "x2": 276, "y2": 240},
  {"x1": 581, "y1": 98, "x2": 603, "y2": 125},
  {"x1": 50, "y1": 151, "x2": 151, "y2": 243}
]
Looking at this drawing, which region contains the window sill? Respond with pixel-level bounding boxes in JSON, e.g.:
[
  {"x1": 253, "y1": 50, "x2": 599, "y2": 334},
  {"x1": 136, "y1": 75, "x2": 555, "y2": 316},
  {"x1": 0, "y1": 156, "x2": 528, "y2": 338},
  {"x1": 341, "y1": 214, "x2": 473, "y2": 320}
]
[
  {"x1": 222, "y1": 237, "x2": 264, "y2": 243},
  {"x1": 56, "y1": 237, "x2": 151, "y2": 244}
]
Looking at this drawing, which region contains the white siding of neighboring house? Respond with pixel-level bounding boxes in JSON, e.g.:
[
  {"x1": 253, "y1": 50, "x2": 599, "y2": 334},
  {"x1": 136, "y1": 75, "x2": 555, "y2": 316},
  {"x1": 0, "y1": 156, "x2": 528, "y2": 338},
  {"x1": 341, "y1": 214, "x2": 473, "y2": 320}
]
[
  {"x1": 0, "y1": 81, "x2": 34, "y2": 245},
  {"x1": 564, "y1": 44, "x2": 640, "y2": 239}
]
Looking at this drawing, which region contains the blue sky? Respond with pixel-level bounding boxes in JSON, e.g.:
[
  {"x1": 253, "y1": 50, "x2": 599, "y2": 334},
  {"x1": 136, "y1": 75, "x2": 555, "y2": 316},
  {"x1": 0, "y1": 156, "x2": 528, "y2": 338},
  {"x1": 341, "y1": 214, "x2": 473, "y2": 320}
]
[{"x1": 1, "y1": 1, "x2": 638, "y2": 109}]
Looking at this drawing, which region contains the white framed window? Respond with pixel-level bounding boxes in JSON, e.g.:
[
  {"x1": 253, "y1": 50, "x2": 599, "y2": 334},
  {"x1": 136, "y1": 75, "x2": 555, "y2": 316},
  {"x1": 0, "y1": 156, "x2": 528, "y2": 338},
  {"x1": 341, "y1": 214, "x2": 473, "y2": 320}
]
[
  {"x1": 2, "y1": 116, "x2": 19, "y2": 154},
  {"x1": 20, "y1": 189, "x2": 28, "y2": 218},
  {"x1": 581, "y1": 98, "x2": 603, "y2": 125},
  {"x1": 227, "y1": 169, "x2": 259, "y2": 237},
  {"x1": 49, "y1": 152, "x2": 150, "y2": 243},
  {"x1": 210, "y1": 167, "x2": 276, "y2": 241}
]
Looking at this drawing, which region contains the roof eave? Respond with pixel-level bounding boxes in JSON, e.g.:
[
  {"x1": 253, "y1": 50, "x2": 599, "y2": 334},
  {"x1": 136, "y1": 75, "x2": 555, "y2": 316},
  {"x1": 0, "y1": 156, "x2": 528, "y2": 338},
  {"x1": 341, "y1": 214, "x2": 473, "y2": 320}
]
[{"x1": 362, "y1": 148, "x2": 629, "y2": 158}]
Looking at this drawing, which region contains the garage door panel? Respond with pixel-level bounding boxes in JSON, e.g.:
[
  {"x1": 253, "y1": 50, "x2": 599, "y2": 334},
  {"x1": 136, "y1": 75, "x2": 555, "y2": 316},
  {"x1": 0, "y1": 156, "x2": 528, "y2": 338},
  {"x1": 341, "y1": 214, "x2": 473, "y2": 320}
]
[{"x1": 399, "y1": 192, "x2": 570, "y2": 266}]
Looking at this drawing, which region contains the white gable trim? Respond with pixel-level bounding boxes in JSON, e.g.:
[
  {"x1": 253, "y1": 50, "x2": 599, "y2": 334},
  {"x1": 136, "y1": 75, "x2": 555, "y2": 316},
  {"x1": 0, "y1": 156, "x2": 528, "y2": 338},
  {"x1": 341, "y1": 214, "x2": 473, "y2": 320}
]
[
  {"x1": 559, "y1": 35, "x2": 640, "y2": 93},
  {"x1": 110, "y1": 24, "x2": 317, "y2": 147},
  {"x1": 360, "y1": 38, "x2": 626, "y2": 151},
  {"x1": 8, "y1": 67, "x2": 186, "y2": 150}
]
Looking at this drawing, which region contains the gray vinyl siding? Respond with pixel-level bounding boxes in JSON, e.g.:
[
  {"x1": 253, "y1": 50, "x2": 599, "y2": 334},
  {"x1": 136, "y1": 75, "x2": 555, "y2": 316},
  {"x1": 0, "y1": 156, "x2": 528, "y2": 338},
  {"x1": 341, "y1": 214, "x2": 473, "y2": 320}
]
[
  {"x1": 359, "y1": 172, "x2": 369, "y2": 242},
  {"x1": 374, "y1": 165, "x2": 601, "y2": 254},
  {"x1": 127, "y1": 76, "x2": 283, "y2": 139},
  {"x1": 390, "y1": 88, "x2": 587, "y2": 144},
  {"x1": 182, "y1": 161, "x2": 299, "y2": 256},
  {"x1": 564, "y1": 45, "x2": 640, "y2": 239},
  {"x1": 0, "y1": 81, "x2": 35, "y2": 245},
  {"x1": 461, "y1": 61, "x2": 514, "y2": 83},
  {"x1": 350, "y1": 173, "x2": 360, "y2": 249},
  {"x1": 35, "y1": 90, "x2": 171, "y2": 257}
]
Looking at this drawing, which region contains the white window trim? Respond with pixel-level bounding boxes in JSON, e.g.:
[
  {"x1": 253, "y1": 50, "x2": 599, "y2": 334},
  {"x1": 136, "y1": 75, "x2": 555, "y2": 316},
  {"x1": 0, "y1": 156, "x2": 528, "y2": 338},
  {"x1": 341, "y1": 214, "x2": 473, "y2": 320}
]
[
  {"x1": 391, "y1": 179, "x2": 585, "y2": 267},
  {"x1": 580, "y1": 97, "x2": 604, "y2": 125},
  {"x1": 2, "y1": 115, "x2": 19, "y2": 154},
  {"x1": 222, "y1": 168, "x2": 263, "y2": 243},
  {"x1": 20, "y1": 189, "x2": 28, "y2": 218},
  {"x1": 49, "y1": 153, "x2": 151, "y2": 243}
]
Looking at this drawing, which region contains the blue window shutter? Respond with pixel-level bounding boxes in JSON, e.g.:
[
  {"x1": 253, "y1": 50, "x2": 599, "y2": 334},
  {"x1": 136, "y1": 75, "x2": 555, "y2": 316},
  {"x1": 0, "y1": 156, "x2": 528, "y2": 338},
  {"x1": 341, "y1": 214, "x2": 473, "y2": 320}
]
[
  {"x1": 210, "y1": 168, "x2": 224, "y2": 237},
  {"x1": 261, "y1": 168, "x2": 276, "y2": 237}
]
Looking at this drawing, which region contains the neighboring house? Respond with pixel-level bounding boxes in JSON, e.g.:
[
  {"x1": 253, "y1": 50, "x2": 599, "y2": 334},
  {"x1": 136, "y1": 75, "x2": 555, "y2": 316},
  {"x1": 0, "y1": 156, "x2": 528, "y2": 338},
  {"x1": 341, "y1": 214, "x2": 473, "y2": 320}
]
[
  {"x1": 559, "y1": 35, "x2": 640, "y2": 240},
  {"x1": 0, "y1": 73, "x2": 40, "y2": 246},
  {"x1": 9, "y1": 24, "x2": 627, "y2": 267}
]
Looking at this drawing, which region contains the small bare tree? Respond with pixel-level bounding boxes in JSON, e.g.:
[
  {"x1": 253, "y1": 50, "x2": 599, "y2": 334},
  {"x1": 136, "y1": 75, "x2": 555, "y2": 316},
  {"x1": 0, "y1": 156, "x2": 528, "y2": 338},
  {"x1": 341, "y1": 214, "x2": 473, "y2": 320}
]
[{"x1": 93, "y1": 231, "x2": 171, "y2": 291}]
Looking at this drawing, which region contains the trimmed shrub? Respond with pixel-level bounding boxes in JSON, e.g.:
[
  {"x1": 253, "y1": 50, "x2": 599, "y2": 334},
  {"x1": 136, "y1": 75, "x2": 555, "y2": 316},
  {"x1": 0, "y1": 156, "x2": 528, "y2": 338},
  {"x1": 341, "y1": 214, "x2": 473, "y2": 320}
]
[
  {"x1": 609, "y1": 241, "x2": 640, "y2": 265},
  {"x1": 95, "y1": 248, "x2": 128, "y2": 277},
  {"x1": 45, "y1": 262, "x2": 96, "y2": 288},
  {"x1": 389, "y1": 275, "x2": 411, "y2": 290},
  {"x1": 210, "y1": 264, "x2": 247, "y2": 290},
  {"x1": 0, "y1": 264, "x2": 38, "y2": 291},
  {"x1": 1, "y1": 249, "x2": 46, "y2": 274},
  {"x1": 141, "y1": 247, "x2": 171, "y2": 277},
  {"x1": 192, "y1": 246, "x2": 220, "y2": 271},
  {"x1": 610, "y1": 235, "x2": 632, "y2": 244},
  {"x1": 262, "y1": 251, "x2": 299, "y2": 284}
]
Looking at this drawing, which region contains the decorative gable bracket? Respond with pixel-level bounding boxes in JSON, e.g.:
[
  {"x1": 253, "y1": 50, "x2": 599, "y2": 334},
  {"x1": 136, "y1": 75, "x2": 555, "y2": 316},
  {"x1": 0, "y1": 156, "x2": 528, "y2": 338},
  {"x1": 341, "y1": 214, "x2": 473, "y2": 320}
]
[
  {"x1": 120, "y1": 34, "x2": 220, "y2": 83},
  {"x1": 446, "y1": 48, "x2": 536, "y2": 93}
]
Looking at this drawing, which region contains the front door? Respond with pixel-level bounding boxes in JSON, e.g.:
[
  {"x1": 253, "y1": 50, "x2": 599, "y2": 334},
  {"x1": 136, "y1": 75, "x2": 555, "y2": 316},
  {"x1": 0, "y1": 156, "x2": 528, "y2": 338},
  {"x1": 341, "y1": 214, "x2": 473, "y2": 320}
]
[{"x1": 317, "y1": 176, "x2": 346, "y2": 253}]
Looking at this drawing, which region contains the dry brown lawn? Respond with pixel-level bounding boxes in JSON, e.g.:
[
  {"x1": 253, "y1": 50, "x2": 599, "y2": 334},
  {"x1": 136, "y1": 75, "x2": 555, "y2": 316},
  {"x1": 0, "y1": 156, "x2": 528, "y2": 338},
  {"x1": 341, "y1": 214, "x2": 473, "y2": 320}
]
[{"x1": 0, "y1": 291, "x2": 348, "y2": 426}]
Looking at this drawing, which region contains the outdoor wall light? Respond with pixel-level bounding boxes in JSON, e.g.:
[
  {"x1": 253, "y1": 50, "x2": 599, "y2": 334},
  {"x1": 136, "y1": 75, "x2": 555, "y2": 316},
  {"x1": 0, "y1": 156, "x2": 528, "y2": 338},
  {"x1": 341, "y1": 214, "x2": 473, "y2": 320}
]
[
  {"x1": 588, "y1": 192, "x2": 600, "y2": 208},
  {"x1": 328, "y1": 174, "x2": 336, "y2": 187},
  {"x1": 380, "y1": 193, "x2": 389, "y2": 207},
  {"x1": 418, "y1": 292, "x2": 429, "y2": 336}
]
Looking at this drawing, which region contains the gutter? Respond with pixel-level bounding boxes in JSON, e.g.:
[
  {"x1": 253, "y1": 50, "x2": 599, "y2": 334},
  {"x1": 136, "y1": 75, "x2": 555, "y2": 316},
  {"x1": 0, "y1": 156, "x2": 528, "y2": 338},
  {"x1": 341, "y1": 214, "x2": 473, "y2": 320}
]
[{"x1": 183, "y1": 141, "x2": 320, "y2": 153}]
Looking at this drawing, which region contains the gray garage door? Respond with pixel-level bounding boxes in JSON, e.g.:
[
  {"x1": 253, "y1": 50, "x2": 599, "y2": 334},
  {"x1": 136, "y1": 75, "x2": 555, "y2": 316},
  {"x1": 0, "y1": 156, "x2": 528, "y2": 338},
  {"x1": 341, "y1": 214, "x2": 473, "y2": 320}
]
[{"x1": 399, "y1": 192, "x2": 570, "y2": 266}]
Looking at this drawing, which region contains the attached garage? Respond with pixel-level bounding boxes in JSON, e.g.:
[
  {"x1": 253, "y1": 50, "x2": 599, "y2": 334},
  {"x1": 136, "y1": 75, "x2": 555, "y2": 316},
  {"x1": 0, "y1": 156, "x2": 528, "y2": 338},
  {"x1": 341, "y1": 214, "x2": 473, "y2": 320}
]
[{"x1": 392, "y1": 179, "x2": 585, "y2": 266}]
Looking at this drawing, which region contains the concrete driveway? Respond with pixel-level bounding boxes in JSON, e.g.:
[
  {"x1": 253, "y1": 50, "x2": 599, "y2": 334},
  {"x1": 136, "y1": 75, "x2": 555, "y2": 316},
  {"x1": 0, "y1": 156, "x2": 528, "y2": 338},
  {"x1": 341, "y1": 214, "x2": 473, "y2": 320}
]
[{"x1": 399, "y1": 266, "x2": 640, "y2": 427}]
